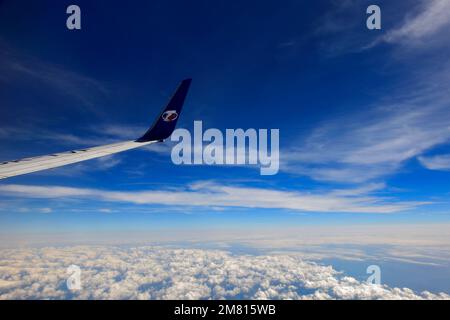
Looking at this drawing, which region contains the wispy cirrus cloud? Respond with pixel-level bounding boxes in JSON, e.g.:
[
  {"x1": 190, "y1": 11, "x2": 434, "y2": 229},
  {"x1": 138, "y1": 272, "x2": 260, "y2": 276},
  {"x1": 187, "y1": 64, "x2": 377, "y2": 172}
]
[
  {"x1": 317, "y1": 0, "x2": 450, "y2": 54},
  {"x1": 0, "y1": 181, "x2": 427, "y2": 213},
  {"x1": 0, "y1": 126, "x2": 111, "y2": 147},
  {"x1": 0, "y1": 41, "x2": 108, "y2": 108},
  {"x1": 370, "y1": 0, "x2": 450, "y2": 48},
  {"x1": 418, "y1": 154, "x2": 450, "y2": 171},
  {"x1": 290, "y1": 1, "x2": 450, "y2": 184},
  {"x1": 283, "y1": 59, "x2": 450, "y2": 183}
]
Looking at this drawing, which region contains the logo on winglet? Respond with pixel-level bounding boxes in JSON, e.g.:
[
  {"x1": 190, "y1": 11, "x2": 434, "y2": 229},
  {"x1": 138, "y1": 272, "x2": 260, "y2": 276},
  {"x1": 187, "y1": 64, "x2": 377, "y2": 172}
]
[{"x1": 162, "y1": 110, "x2": 178, "y2": 122}]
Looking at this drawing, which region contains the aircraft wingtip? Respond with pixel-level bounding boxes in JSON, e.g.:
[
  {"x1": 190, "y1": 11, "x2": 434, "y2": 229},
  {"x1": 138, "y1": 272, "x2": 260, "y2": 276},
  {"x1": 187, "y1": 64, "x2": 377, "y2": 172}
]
[{"x1": 136, "y1": 79, "x2": 192, "y2": 142}]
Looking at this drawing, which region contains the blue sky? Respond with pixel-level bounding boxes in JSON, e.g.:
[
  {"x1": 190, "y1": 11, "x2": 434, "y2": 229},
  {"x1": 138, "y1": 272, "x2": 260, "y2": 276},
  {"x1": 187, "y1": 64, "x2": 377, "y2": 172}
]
[{"x1": 1, "y1": 0, "x2": 450, "y2": 234}]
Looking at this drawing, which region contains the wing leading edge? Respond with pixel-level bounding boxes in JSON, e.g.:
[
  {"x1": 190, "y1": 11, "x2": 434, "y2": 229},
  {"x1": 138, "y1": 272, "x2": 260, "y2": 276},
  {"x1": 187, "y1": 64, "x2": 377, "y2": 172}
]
[{"x1": 0, "y1": 79, "x2": 192, "y2": 180}]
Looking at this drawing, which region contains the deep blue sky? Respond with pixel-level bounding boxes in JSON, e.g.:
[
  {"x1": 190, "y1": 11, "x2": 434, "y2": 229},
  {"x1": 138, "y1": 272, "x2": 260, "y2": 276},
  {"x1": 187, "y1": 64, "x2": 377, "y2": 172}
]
[{"x1": 1, "y1": 0, "x2": 450, "y2": 233}]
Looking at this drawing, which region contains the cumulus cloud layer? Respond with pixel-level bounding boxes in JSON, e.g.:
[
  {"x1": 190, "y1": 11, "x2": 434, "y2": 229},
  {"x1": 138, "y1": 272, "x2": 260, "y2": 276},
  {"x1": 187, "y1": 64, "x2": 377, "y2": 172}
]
[{"x1": 0, "y1": 246, "x2": 448, "y2": 300}]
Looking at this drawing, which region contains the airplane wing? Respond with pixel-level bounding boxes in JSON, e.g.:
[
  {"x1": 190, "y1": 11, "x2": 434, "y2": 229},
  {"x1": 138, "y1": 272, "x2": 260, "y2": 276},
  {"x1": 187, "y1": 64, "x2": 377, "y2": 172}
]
[{"x1": 0, "y1": 79, "x2": 192, "y2": 180}]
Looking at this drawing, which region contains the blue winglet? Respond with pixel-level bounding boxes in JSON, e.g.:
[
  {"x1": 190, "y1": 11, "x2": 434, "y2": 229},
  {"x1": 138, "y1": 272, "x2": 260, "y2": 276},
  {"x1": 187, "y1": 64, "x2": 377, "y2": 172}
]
[{"x1": 136, "y1": 79, "x2": 192, "y2": 142}]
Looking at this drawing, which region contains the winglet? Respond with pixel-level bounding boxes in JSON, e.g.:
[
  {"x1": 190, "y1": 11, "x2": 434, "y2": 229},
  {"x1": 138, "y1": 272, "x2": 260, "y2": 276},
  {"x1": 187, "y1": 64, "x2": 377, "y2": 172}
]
[{"x1": 136, "y1": 79, "x2": 192, "y2": 142}]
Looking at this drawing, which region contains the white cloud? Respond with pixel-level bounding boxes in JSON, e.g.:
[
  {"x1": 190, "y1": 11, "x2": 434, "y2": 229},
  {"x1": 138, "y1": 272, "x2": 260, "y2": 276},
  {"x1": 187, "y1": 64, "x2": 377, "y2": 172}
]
[
  {"x1": 91, "y1": 124, "x2": 144, "y2": 141},
  {"x1": 0, "y1": 126, "x2": 109, "y2": 147},
  {"x1": 0, "y1": 181, "x2": 427, "y2": 214},
  {"x1": 98, "y1": 208, "x2": 113, "y2": 213},
  {"x1": 0, "y1": 246, "x2": 448, "y2": 300},
  {"x1": 301, "y1": 1, "x2": 450, "y2": 183},
  {"x1": 376, "y1": 0, "x2": 450, "y2": 47},
  {"x1": 95, "y1": 155, "x2": 123, "y2": 170},
  {"x1": 0, "y1": 40, "x2": 108, "y2": 106},
  {"x1": 284, "y1": 62, "x2": 450, "y2": 183},
  {"x1": 418, "y1": 154, "x2": 450, "y2": 171}
]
